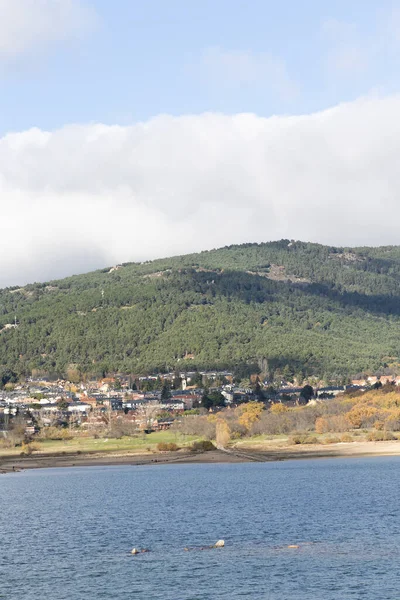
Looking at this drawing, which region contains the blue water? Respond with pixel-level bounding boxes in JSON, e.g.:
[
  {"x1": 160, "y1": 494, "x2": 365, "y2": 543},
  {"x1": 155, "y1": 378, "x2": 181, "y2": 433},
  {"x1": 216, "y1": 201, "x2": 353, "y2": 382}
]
[{"x1": 1, "y1": 458, "x2": 400, "y2": 599}]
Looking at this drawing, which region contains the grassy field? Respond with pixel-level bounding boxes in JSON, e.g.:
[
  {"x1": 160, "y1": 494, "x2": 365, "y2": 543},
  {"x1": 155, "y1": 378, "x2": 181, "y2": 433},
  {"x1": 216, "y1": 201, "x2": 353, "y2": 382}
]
[{"x1": 0, "y1": 430, "x2": 200, "y2": 458}]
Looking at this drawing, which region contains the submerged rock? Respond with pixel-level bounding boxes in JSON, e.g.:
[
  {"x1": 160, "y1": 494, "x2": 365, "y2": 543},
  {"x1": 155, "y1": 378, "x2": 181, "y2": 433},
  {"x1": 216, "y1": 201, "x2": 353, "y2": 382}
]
[
  {"x1": 131, "y1": 547, "x2": 150, "y2": 555},
  {"x1": 184, "y1": 540, "x2": 225, "y2": 551}
]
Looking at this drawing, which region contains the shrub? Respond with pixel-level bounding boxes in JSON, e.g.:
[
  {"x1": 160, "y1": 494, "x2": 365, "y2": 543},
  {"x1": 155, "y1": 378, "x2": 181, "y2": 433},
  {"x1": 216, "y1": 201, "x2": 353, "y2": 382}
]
[
  {"x1": 384, "y1": 414, "x2": 400, "y2": 431},
  {"x1": 367, "y1": 430, "x2": 396, "y2": 442},
  {"x1": 190, "y1": 440, "x2": 216, "y2": 452},
  {"x1": 0, "y1": 437, "x2": 14, "y2": 449},
  {"x1": 288, "y1": 434, "x2": 303, "y2": 445},
  {"x1": 20, "y1": 442, "x2": 40, "y2": 456},
  {"x1": 38, "y1": 427, "x2": 72, "y2": 441},
  {"x1": 172, "y1": 415, "x2": 216, "y2": 439},
  {"x1": 347, "y1": 405, "x2": 379, "y2": 428},
  {"x1": 270, "y1": 403, "x2": 289, "y2": 414},
  {"x1": 340, "y1": 433, "x2": 353, "y2": 443},
  {"x1": 292, "y1": 406, "x2": 320, "y2": 432},
  {"x1": 109, "y1": 421, "x2": 138, "y2": 438},
  {"x1": 323, "y1": 436, "x2": 340, "y2": 444},
  {"x1": 288, "y1": 434, "x2": 318, "y2": 445},
  {"x1": 304, "y1": 436, "x2": 318, "y2": 445},
  {"x1": 156, "y1": 442, "x2": 179, "y2": 452},
  {"x1": 315, "y1": 417, "x2": 329, "y2": 434},
  {"x1": 252, "y1": 411, "x2": 295, "y2": 435},
  {"x1": 316, "y1": 415, "x2": 350, "y2": 434},
  {"x1": 328, "y1": 415, "x2": 351, "y2": 432},
  {"x1": 4, "y1": 430, "x2": 25, "y2": 448}
]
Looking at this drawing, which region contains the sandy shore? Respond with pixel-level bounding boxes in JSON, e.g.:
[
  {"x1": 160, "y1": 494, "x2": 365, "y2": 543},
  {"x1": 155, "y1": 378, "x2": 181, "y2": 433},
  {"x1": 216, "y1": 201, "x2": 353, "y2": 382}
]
[
  {"x1": 2, "y1": 440, "x2": 400, "y2": 473},
  {"x1": 236, "y1": 440, "x2": 400, "y2": 461}
]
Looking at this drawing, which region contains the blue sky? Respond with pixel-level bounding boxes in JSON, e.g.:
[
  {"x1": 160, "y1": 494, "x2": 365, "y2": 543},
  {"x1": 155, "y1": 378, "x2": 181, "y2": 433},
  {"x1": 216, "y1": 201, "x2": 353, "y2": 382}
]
[
  {"x1": 1, "y1": 0, "x2": 400, "y2": 286},
  {"x1": 1, "y1": 0, "x2": 399, "y2": 134}
]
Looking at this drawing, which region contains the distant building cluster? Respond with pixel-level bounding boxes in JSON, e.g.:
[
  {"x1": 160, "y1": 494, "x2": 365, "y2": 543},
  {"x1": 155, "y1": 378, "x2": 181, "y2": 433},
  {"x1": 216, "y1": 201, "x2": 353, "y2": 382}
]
[{"x1": 1, "y1": 369, "x2": 397, "y2": 437}]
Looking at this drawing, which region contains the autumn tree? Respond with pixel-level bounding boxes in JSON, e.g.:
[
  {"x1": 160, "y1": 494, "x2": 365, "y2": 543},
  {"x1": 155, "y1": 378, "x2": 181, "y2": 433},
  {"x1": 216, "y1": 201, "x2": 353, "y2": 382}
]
[
  {"x1": 237, "y1": 402, "x2": 265, "y2": 432},
  {"x1": 215, "y1": 418, "x2": 231, "y2": 448}
]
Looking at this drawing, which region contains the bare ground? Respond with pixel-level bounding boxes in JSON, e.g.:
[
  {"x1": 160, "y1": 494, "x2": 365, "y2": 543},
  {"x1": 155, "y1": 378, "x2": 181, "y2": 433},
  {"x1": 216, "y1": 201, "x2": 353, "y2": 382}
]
[{"x1": 2, "y1": 440, "x2": 400, "y2": 474}]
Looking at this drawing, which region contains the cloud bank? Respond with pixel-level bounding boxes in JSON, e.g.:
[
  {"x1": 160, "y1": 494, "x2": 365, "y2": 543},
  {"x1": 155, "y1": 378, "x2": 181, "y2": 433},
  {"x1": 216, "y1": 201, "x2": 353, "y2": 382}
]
[{"x1": 1, "y1": 95, "x2": 400, "y2": 286}]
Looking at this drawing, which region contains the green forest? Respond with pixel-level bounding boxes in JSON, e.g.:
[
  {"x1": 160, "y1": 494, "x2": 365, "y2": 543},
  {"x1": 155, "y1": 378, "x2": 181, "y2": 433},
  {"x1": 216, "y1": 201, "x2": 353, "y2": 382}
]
[{"x1": 1, "y1": 239, "x2": 400, "y2": 381}]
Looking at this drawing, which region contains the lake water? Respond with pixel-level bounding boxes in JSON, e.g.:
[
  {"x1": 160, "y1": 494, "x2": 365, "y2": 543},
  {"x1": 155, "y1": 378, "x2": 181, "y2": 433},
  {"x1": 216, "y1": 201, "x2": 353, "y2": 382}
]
[{"x1": 1, "y1": 457, "x2": 400, "y2": 599}]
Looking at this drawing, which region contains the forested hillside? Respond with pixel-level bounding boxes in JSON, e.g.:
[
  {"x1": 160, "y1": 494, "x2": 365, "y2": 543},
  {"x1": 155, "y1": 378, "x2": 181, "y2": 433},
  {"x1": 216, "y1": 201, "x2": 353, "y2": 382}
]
[{"x1": 1, "y1": 239, "x2": 400, "y2": 382}]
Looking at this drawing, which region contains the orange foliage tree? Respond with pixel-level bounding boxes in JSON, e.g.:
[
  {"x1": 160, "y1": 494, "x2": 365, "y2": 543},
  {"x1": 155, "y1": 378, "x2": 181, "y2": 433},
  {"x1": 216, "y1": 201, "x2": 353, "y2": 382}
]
[{"x1": 237, "y1": 402, "x2": 265, "y2": 432}]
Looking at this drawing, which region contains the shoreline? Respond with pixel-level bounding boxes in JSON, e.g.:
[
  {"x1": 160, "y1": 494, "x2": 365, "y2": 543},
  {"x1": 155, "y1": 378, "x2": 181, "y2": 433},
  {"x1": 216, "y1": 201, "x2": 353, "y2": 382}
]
[{"x1": 2, "y1": 440, "x2": 400, "y2": 473}]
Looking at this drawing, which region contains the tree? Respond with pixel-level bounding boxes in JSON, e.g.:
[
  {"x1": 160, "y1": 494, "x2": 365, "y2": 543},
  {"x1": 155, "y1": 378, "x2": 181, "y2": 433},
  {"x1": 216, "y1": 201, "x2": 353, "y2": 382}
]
[
  {"x1": 202, "y1": 391, "x2": 225, "y2": 410},
  {"x1": 0, "y1": 369, "x2": 17, "y2": 389},
  {"x1": 172, "y1": 371, "x2": 182, "y2": 390},
  {"x1": 191, "y1": 372, "x2": 203, "y2": 387},
  {"x1": 237, "y1": 402, "x2": 264, "y2": 432},
  {"x1": 253, "y1": 377, "x2": 264, "y2": 400},
  {"x1": 57, "y1": 399, "x2": 70, "y2": 410},
  {"x1": 300, "y1": 384, "x2": 314, "y2": 402},
  {"x1": 113, "y1": 378, "x2": 122, "y2": 391},
  {"x1": 137, "y1": 402, "x2": 162, "y2": 431},
  {"x1": 282, "y1": 364, "x2": 293, "y2": 382},
  {"x1": 161, "y1": 382, "x2": 171, "y2": 401},
  {"x1": 216, "y1": 418, "x2": 231, "y2": 448}
]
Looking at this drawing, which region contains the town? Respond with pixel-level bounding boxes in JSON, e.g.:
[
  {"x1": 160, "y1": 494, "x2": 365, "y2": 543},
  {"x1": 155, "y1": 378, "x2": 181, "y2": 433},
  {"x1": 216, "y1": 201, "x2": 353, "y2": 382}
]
[{"x1": 0, "y1": 369, "x2": 394, "y2": 441}]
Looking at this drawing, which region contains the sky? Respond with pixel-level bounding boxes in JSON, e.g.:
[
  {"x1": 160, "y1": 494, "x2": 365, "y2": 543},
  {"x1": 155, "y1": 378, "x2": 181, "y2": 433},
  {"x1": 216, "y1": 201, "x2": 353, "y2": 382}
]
[{"x1": 1, "y1": 0, "x2": 400, "y2": 286}]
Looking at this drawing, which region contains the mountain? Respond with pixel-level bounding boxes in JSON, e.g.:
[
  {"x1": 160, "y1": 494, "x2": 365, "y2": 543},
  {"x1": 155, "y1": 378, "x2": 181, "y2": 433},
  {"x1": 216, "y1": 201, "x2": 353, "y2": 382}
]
[{"x1": 1, "y1": 240, "x2": 400, "y2": 382}]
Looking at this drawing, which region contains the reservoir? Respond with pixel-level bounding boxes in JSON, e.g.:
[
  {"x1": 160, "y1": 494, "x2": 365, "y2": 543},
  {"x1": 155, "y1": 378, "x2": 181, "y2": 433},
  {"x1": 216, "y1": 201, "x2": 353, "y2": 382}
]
[{"x1": 1, "y1": 457, "x2": 400, "y2": 599}]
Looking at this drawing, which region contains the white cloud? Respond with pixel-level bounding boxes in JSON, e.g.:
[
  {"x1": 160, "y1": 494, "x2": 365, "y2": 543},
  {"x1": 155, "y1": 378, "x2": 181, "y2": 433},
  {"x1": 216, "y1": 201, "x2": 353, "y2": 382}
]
[
  {"x1": 0, "y1": 0, "x2": 96, "y2": 60},
  {"x1": 198, "y1": 47, "x2": 298, "y2": 101},
  {"x1": 1, "y1": 95, "x2": 400, "y2": 286}
]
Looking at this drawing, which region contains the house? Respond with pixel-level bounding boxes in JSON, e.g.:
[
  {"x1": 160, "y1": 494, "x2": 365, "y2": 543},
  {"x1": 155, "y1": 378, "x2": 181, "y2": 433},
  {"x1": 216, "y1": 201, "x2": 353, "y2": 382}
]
[
  {"x1": 317, "y1": 386, "x2": 345, "y2": 398},
  {"x1": 380, "y1": 376, "x2": 395, "y2": 386},
  {"x1": 67, "y1": 402, "x2": 92, "y2": 414},
  {"x1": 154, "y1": 418, "x2": 174, "y2": 430},
  {"x1": 82, "y1": 396, "x2": 99, "y2": 408},
  {"x1": 222, "y1": 390, "x2": 234, "y2": 404},
  {"x1": 25, "y1": 425, "x2": 39, "y2": 435},
  {"x1": 351, "y1": 379, "x2": 367, "y2": 387},
  {"x1": 170, "y1": 393, "x2": 197, "y2": 409},
  {"x1": 160, "y1": 401, "x2": 185, "y2": 411},
  {"x1": 40, "y1": 403, "x2": 60, "y2": 413},
  {"x1": 123, "y1": 398, "x2": 148, "y2": 410}
]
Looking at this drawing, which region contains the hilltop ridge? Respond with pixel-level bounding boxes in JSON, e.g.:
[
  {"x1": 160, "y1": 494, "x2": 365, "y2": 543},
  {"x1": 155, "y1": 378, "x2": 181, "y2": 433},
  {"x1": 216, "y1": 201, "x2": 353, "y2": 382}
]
[{"x1": 2, "y1": 239, "x2": 400, "y2": 381}]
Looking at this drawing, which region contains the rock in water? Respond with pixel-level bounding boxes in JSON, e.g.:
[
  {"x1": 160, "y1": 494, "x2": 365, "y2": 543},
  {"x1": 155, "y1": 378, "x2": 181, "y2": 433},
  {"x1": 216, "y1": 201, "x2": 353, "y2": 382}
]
[{"x1": 214, "y1": 540, "x2": 225, "y2": 548}]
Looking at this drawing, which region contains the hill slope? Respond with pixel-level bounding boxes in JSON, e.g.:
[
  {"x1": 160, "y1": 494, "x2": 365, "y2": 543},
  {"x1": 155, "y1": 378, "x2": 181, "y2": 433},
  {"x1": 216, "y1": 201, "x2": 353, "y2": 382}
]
[{"x1": 1, "y1": 240, "x2": 400, "y2": 381}]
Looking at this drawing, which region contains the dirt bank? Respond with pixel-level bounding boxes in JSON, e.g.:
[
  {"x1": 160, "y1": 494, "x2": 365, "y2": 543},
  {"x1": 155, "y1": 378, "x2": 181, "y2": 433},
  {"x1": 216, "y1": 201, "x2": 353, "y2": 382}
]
[{"x1": 2, "y1": 440, "x2": 400, "y2": 473}]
